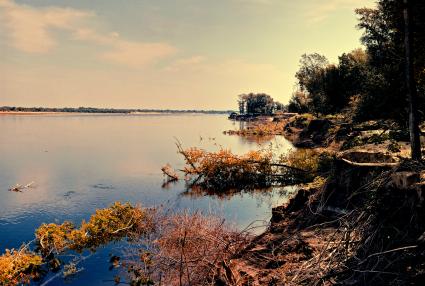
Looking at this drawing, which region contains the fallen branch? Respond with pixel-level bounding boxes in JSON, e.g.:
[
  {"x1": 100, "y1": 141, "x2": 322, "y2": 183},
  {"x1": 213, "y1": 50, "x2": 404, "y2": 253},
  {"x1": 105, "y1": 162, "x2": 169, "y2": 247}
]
[{"x1": 247, "y1": 160, "x2": 309, "y2": 173}]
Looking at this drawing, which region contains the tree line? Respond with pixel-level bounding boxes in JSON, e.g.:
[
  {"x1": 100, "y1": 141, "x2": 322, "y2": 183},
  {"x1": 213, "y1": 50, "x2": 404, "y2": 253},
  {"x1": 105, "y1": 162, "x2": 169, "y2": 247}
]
[{"x1": 288, "y1": 0, "x2": 425, "y2": 125}]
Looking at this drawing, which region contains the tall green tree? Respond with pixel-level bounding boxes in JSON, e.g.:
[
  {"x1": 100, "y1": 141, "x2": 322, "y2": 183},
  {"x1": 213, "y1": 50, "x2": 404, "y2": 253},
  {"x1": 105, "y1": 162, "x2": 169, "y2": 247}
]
[
  {"x1": 291, "y1": 50, "x2": 368, "y2": 115},
  {"x1": 355, "y1": 0, "x2": 425, "y2": 122}
]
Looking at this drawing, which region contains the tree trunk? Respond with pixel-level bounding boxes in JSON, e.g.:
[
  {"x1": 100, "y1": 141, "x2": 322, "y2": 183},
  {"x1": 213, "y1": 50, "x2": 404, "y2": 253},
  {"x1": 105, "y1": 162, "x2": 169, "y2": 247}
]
[{"x1": 403, "y1": 0, "x2": 422, "y2": 160}]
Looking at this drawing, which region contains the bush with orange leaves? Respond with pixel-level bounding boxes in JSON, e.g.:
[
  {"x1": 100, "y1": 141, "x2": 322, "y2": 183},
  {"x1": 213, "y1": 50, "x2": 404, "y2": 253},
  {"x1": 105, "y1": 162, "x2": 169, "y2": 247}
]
[
  {"x1": 175, "y1": 142, "x2": 311, "y2": 191},
  {"x1": 35, "y1": 202, "x2": 154, "y2": 256},
  {"x1": 0, "y1": 202, "x2": 155, "y2": 285},
  {"x1": 177, "y1": 143, "x2": 276, "y2": 190},
  {"x1": 0, "y1": 247, "x2": 42, "y2": 286}
]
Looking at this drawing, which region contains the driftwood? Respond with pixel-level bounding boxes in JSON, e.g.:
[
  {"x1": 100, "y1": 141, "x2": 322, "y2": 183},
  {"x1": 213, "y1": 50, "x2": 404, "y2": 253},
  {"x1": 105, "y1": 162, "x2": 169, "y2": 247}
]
[
  {"x1": 8, "y1": 181, "x2": 35, "y2": 192},
  {"x1": 341, "y1": 158, "x2": 399, "y2": 168},
  {"x1": 161, "y1": 164, "x2": 179, "y2": 181}
]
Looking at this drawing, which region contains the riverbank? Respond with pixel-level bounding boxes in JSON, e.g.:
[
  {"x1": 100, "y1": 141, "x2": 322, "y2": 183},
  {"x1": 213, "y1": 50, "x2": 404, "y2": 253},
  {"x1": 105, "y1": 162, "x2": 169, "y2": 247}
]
[{"x1": 219, "y1": 114, "x2": 425, "y2": 285}]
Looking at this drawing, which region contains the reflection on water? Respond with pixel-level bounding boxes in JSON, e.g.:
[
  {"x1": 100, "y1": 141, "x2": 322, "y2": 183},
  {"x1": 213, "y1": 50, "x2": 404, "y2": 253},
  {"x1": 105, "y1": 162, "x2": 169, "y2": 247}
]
[
  {"x1": 225, "y1": 119, "x2": 285, "y2": 144},
  {"x1": 180, "y1": 184, "x2": 297, "y2": 202},
  {"x1": 0, "y1": 114, "x2": 293, "y2": 285}
]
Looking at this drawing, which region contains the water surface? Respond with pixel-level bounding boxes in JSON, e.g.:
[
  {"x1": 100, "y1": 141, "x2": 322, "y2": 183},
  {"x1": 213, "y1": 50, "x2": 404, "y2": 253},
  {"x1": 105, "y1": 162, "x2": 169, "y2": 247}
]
[{"x1": 0, "y1": 114, "x2": 293, "y2": 285}]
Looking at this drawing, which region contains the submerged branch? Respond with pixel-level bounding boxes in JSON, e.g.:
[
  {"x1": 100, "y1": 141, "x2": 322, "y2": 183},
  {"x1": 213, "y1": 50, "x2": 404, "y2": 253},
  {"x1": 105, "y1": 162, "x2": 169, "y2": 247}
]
[{"x1": 166, "y1": 143, "x2": 323, "y2": 192}]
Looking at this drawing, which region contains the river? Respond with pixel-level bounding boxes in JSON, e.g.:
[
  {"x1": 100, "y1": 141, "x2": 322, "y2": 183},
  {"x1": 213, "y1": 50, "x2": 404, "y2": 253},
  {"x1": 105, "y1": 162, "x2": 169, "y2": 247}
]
[{"x1": 0, "y1": 113, "x2": 294, "y2": 285}]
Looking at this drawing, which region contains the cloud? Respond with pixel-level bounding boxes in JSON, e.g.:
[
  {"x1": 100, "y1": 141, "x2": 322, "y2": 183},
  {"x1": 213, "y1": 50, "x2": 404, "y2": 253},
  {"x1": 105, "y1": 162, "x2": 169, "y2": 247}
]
[
  {"x1": 72, "y1": 28, "x2": 177, "y2": 67},
  {"x1": 0, "y1": 0, "x2": 176, "y2": 67},
  {"x1": 164, "y1": 56, "x2": 206, "y2": 72},
  {"x1": 305, "y1": 0, "x2": 374, "y2": 24},
  {"x1": 0, "y1": 0, "x2": 91, "y2": 53},
  {"x1": 99, "y1": 41, "x2": 176, "y2": 67}
]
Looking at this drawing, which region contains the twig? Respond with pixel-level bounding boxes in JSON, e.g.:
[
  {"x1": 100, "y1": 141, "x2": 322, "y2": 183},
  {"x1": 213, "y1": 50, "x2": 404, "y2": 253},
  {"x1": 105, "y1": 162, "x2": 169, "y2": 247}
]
[{"x1": 359, "y1": 245, "x2": 417, "y2": 265}]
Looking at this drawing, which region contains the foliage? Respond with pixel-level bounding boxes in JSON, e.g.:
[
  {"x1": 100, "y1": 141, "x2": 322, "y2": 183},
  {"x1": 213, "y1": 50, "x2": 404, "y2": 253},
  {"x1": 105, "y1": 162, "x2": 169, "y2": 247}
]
[
  {"x1": 280, "y1": 149, "x2": 320, "y2": 174},
  {"x1": 35, "y1": 202, "x2": 153, "y2": 256},
  {"x1": 354, "y1": 0, "x2": 425, "y2": 121},
  {"x1": 0, "y1": 203, "x2": 155, "y2": 285},
  {"x1": 288, "y1": 0, "x2": 425, "y2": 122},
  {"x1": 174, "y1": 141, "x2": 328, "y2": 191},
  {"x1": 279, "y1": 149, "x2": 335, "y2": 181},
  {"x1": 177, "y1": 145, "x2": 275, "y2": 190},
  {"x1": 0, "y1": 247, "x2": 43, "y2": 286},
  {"x1": 287, "y1": 91, "x2": 309, "y2": 113},
  {"x1": 238, "y1": 93, "x2": 275, "y2": 115},
  {"x1": 291, "y1": 49, "x2": 369, "y2": 115},
  {"x1": 295, "y1": 53, "x2": 329, "y2": 92}
]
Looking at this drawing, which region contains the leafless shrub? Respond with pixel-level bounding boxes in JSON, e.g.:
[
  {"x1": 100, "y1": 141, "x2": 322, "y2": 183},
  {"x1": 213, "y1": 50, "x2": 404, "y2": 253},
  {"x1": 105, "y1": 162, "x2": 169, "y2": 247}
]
[{"x1": 124, "y1": 210, "x2": 251, "y2": 286}]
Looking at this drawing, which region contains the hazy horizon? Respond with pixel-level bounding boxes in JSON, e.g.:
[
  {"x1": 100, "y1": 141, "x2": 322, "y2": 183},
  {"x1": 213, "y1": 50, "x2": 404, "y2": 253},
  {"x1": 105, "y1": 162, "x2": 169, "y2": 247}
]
[{"x1": 1, "y1": 0, "x2": 374, "y2": 109}]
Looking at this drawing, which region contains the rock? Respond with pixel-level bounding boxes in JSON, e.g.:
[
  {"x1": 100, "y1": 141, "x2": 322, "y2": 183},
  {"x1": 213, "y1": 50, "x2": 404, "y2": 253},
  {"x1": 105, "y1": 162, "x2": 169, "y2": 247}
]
[
  {"x1": 294, "y1": 140, "x2": 315, "y2": 148},
  {"x1": 336, "y1": 123, "x2": 353, "y2": 138},
  {"x1": 300, "y1": 119, "x2": 332, "y2": 145},
  {"x1": 306, "y1": 119, "x2": 332, "y2": 134}
]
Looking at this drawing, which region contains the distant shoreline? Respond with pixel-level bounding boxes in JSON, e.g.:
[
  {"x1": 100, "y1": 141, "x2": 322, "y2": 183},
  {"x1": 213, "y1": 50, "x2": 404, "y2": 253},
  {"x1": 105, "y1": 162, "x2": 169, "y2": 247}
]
[
  {"x1": 0, "y1": 111, "x2": 229, "y2": 116},
  {"x1": 0, "y1": 108, "x2": 234, "y2": 115},
  {"x1": 0, "y1": 111, "x2": 70, "y2": 115}
]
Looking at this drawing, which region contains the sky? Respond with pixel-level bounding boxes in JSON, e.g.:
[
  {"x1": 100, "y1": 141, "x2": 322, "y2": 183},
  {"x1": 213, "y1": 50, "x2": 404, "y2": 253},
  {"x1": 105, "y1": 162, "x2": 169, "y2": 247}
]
[{"x1": 0, "y1": 0, "x2": 375, "y2": 110}]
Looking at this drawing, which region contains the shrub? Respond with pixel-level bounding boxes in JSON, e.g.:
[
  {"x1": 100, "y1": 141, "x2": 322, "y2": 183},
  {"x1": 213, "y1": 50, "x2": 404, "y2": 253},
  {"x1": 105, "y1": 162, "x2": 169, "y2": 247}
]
[
  {"x1": 35, "y1": 202, "x2": 153, "y2": 255},
  {"x1": 0, "y1": 247, "x2": 43, "y2": 285},
  {"x1": 177, "y1": 146, "x2": 274, "y2": 190},
  {"x1": 125, "y1": 211, "x2": 250, "y2": 286}
]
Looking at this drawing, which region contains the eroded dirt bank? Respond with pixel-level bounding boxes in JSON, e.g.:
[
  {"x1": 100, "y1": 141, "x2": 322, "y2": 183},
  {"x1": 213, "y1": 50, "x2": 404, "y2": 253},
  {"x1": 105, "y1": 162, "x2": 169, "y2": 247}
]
[{"x1": 219, "y1": 115, "x2": 425, "y2": 286}]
